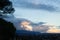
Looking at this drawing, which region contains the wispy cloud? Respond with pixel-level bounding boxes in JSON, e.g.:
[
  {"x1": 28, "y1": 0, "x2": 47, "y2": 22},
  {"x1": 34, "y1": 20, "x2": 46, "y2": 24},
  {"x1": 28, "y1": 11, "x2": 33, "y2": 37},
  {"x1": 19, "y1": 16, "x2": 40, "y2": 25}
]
[{"x1": 10, "y1": 0, "x2": 60, "y2": 12}]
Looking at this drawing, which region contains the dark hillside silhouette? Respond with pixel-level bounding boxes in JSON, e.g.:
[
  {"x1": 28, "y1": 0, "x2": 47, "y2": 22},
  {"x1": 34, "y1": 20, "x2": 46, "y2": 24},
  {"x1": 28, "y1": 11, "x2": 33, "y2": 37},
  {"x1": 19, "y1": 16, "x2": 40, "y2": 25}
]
[{"x1": 0, "y1": 18, "x2": 16, "y2": 40}]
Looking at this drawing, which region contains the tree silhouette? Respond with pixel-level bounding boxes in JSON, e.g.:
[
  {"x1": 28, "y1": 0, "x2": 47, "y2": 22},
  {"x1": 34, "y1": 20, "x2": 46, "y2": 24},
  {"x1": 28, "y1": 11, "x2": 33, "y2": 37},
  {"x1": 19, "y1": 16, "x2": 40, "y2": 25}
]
[
  {"x1": 0, "y1": 0, "x2": 15, "y2": 15},
  {"x1": 0, "y1": 0, "x2": 16, "y2": 40}
]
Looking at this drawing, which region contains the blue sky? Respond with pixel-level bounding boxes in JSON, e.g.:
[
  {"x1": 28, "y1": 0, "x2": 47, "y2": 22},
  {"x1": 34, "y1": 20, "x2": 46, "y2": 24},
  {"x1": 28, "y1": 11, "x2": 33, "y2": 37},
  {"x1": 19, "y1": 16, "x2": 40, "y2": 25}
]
[{"x1": 10, "y1": 0, "x2": 60, "y2": 26}]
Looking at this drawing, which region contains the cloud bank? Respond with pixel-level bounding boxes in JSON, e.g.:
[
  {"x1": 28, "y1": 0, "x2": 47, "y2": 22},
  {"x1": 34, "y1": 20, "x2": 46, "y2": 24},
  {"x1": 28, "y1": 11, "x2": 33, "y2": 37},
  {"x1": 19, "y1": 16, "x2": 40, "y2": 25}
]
[
  {"x1": 8, "y1": 18, "x2": 60, "y2": 33},
  {"x1": 3, "y1": 15, "x2": 60, "y2": 33},
  {"x1": 15, "y1": 18, "x2": 60, "y2": 33}
]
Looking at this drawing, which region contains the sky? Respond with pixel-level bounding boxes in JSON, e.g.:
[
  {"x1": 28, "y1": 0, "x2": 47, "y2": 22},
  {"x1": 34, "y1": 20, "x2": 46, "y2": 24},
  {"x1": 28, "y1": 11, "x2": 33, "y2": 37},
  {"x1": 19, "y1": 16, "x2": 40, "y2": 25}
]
[
  {"x1": 14, "y1": 7, "x2": 60, "y2": 26},
  {"x1": 10, "y1": 0, "x2": 60, "y2": 26},
  {"x1": 7, "y1": 0, "x2": 60, "y2": 33}
]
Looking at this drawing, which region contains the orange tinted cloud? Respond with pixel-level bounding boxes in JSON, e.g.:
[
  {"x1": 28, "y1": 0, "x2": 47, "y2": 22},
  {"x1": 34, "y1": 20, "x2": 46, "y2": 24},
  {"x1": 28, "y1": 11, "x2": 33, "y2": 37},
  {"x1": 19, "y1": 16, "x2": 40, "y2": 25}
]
[
  {"x1": 19, "y1": 20, "x2": 60, "y2": 33},
  {"x1": 20, "y1": 21, "x2": 32, "y2": 31},
  {"x1": 47, "y1": 26, "x2": 60, "y2": 33}
]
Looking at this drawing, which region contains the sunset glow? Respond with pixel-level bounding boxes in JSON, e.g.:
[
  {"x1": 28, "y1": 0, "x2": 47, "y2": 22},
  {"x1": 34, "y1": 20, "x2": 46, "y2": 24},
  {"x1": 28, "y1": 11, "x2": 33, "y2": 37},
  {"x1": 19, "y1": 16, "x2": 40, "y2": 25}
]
[{"x1": 20, "y1": 21, "x2": 32, "y2": 31}]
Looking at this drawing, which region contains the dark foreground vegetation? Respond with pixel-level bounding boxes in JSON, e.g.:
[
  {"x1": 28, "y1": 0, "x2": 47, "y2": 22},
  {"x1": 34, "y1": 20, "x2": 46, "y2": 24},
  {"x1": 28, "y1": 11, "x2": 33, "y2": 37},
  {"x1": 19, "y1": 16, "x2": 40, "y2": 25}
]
[{"x1": 16, "y1": 33, "x2": 60, "y2": 40}]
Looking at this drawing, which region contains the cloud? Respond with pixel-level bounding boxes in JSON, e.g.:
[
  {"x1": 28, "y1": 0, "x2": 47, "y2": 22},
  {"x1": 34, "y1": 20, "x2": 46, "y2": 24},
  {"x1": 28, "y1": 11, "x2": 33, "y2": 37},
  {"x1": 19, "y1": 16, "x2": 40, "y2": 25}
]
[
  {"x1": 38, "y1": 4, "x2": 56, "y2": 12},
  {"x1": 10, "y1": 0, "x2": 60, "y2": 12},
  {"x1": 33, "y1": 25, "x2": 49, "y2": 33},
  {"x1": 4, "y1": 16, "x2": 60, "y2": 33},
  {"x1": 14, "y1": 18, "x2": 49, "y2": 33},
  {"x1": 17, "y1": 18, "x2": 60, "y2": 33},
  {"x1": 12, "y1": 18, "x2": 33, "y2": 31},
  {"x1": 47, "y1": 26, "x2": 60, "y2": 33},
  {"x1": 19, "y1": 3, "x2": 56, "y2": 12},
  {"x1": 9, "y1": 18, "x2": 48, "y2": 32},
  {"x1": 20, "y1": 21, "x2": 33, "y2": 31},
  {"x1": 9, "y1": 18, "x2": 59, "y2": 33}
]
